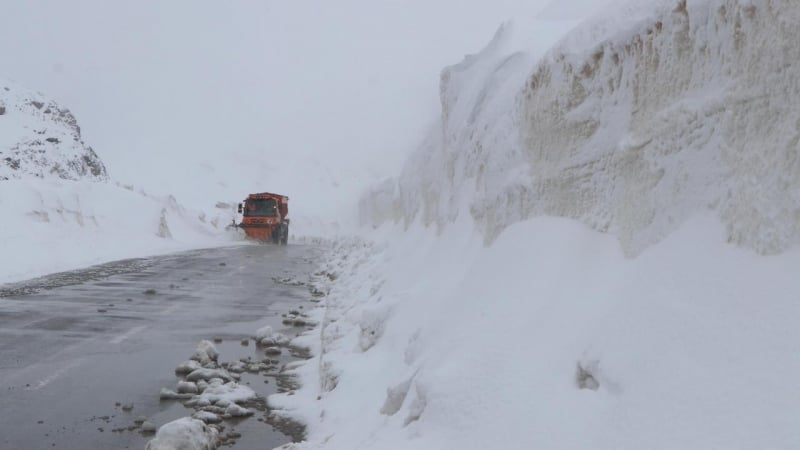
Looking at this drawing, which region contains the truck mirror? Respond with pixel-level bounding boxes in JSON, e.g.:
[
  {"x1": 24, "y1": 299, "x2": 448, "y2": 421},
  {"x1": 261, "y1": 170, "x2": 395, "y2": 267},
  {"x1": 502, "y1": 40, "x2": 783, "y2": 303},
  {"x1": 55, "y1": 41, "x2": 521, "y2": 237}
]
[{"x1": 237, "y1": 203, "x2": 243, "y2": 213}]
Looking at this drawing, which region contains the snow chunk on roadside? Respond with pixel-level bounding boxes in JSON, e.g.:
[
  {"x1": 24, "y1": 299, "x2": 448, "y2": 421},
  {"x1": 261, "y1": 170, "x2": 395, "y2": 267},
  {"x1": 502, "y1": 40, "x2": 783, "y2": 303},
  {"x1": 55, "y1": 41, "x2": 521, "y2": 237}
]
[
  {"x1": 196, "y1": 380, "x2": 256, "y2": 406},
  {"x1": 255, "y1": 325, "x2": 273, "y2": 341},
  {"x1": 176, "y1": 381, "x2": 199, "y2": 394},
  {"x1": 261, "y1": 333, "x2": 290, "y2": 346},
  {"x1": 255, "y1": 326, "x2": 291, "y2": 346},
  {"x1": 175, "y1": 360, "x2": 202, "y2": 375},
  {"x1": 159, "y1": 388, "x2": 194, "y2": 400},
  {"x1": 224, "y1": 403, "x2": 254, "y2": 417},
  {"x1": 192, "y1": 411, "x2": 222, "y2": 424},
  {"x1": 144, "y1": 417, "x2": 218, "y2": 450},
  {"x1": 191, "y1": 340, "x2": 218, "y2": 366},
  {"x1": 185, "y1": 368, "x2": 234, "y2": 383}
]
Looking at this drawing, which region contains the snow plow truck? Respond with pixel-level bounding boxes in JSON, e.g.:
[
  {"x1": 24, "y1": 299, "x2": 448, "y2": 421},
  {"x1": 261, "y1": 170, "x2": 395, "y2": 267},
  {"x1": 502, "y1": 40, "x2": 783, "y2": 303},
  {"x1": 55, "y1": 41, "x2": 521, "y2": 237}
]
[{"x1": 236, "y1": 192, "x2": 289, "y2": 244}]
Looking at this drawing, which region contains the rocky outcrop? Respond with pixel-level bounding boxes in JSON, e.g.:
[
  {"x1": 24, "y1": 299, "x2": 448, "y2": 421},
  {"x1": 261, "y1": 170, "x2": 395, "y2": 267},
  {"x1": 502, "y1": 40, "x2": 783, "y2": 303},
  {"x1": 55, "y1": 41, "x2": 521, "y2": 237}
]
[{"x1": 0, "y1": 79, "x2": 108, "y2": 181}]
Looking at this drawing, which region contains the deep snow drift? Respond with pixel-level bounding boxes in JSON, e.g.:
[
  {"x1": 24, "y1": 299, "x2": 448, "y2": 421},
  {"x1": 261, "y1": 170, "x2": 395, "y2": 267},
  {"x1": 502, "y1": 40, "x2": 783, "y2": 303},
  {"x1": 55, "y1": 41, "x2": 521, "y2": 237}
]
[
  {"x1": 272, "y1": 1, "x2": 800, "y2": 449},
  {"x1": 282, "y1": 216, "x2": 800, "y2": 450}
]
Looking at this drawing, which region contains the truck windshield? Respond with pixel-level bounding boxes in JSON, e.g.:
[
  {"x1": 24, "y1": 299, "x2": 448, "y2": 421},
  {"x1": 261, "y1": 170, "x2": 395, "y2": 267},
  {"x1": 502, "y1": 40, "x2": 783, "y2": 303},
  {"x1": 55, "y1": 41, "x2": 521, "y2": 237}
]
[{"x1": 244, "y1": 198, "x2": 278, "y2": 217}]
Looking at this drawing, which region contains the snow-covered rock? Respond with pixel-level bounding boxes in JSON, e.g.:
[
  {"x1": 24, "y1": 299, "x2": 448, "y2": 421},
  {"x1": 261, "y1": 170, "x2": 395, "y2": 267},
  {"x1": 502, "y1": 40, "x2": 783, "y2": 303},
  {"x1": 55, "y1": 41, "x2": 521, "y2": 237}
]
[
  {"x1": 185, "y1": 368, "x2": 234, "y2": 383},
  {"x1": 255, "y1": 325, "x2": 273, "y2": 342},
  {"x1": 195, "y1": 380, "x2": 256, "y2": 406},
  {"x1": 175, "y1": 360, "x2": 203, "y2": 376},
  {"x1": 263, "y1": 347, "x2": 282, "y2": 356},
  {"x1": 0, "y1": 178, "x2": 237, "y2": 284},
  {"x1": 226, "y1": 361, "x2": 247, "y2": 374},
  {"x1": 261, "y1": 334, "x2": 291, "y2": 347},
  {"x1": 191, "y1": 340, "x2": 219, "y2": 367},
  {"x1": 223, "y1": 403, "x2": 253, "y2": 418},
  {"x1": 256, "y1": 324, "x2": 291, "y2": 346},
  {"x1": 144, "y1": 417, "x2": 218, "y2": 450},
  {"x1": 0, "y1": 78, "x2": 238, "y2": 286},
  {"x1": 0, "y1": 77, "x2": 107, "y2": 181},
  {"x1": 159, "y1": 388, "x2": 194, "y2": 401},
  {"x1": 191, "y1": 411, "x2": 222, "y2": 424},
  {"x1": 176, "y1": 381, "x2": 199, "y2": 395}
]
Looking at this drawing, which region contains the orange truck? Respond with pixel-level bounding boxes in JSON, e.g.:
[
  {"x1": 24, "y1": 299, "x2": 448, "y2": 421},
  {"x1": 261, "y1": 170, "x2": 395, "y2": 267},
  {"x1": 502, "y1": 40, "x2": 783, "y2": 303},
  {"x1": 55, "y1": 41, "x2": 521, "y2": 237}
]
[{"x1": 236, "y1": 192, "x2": 290, "y2": 244}]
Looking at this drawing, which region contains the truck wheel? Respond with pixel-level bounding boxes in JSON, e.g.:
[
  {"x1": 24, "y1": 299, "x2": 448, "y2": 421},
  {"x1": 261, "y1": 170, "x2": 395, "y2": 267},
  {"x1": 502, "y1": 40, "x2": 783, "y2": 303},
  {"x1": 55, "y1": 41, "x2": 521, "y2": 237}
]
[{"x1": 280, "y1": 224, "x2": 289, "y2": 245}]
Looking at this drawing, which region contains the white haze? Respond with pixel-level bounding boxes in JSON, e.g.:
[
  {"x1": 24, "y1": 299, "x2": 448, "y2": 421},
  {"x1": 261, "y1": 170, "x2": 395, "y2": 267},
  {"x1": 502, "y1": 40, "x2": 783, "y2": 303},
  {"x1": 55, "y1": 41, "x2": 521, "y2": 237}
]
[
  {"x1": 0, "y1": 0, "x2": 576, "y2": 228},
  {"x1": 4, "y1": 1, "x2": 800, "y2": 449}
]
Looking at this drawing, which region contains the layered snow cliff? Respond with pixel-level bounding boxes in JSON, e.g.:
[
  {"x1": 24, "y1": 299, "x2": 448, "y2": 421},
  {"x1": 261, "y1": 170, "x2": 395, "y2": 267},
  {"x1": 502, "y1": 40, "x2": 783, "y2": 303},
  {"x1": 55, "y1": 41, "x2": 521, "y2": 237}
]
[{"x1": 362, "y1": 0, "x2": 800, "y2": 256}]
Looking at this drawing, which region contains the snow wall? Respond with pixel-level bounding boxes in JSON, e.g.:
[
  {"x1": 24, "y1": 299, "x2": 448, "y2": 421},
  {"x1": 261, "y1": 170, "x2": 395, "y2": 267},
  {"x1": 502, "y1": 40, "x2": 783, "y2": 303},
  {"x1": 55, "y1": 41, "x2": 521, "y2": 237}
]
[
  {"x1": 275, "y1": 1, "x2": 800, "y2": 449},
  {"x1": 361, "y1": 0, "x2": 800, "y2": 256}
]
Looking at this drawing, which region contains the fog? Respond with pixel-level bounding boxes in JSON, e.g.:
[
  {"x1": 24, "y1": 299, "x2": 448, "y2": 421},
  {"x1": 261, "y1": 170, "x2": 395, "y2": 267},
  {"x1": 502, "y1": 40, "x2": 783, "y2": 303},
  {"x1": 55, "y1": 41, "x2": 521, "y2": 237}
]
[{"x1": 0, "y1": 0, "x2": 557, "y2": 224}]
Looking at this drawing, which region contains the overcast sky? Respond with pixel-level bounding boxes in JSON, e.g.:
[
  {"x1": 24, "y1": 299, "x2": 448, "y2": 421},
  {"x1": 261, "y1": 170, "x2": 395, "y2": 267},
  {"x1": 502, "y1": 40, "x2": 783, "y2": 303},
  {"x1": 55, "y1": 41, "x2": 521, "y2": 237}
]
[{"x1": 0, "y1": 0, "x2": 594, "y2": 220}]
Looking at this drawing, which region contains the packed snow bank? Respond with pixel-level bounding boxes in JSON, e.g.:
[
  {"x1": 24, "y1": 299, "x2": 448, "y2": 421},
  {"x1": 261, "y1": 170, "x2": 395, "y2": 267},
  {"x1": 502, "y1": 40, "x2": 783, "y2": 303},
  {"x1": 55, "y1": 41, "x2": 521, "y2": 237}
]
[
  {"x1": 0, "y1": 179, "x2": 235, "y2": 284},
  {"x1": 363, "y1": 0, "x2": 800, "y2": 256},
  {"x1": 277, "y1": 0, "x2": 800, "y2": 449},
  {"x1": 278, "y1": 215, "x2": 800, "y2": 450}
]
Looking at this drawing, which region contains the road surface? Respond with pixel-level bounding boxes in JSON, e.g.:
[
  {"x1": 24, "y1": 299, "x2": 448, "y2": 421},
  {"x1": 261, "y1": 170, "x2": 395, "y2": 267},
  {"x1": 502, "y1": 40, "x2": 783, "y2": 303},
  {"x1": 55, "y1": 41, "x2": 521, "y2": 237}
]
[{"x1": 0, "y1": 244, "x2": 320, "y2": 450}]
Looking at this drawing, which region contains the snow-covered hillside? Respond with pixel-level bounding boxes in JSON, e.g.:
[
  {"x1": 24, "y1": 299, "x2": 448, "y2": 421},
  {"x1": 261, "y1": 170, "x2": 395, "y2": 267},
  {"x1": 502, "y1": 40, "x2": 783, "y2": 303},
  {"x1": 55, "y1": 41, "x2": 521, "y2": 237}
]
[
  {"x1": 274, "y1": 1, "x2": 800, "y2": 449},
  {"x1": 0, "y1": 78, "x2": 106, "y2": 181},
  {"x1": 0, "y1": 179, "x2": 238, "y2": 284},
  {"x1": 0, "y1": 78, "x2": 234, "y2": 283}
]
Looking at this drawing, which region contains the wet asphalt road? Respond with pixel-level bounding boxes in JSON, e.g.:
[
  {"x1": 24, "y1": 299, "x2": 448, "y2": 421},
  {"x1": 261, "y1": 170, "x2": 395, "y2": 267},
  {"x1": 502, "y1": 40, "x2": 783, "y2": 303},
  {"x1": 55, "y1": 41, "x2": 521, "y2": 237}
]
[{"x1": 0, "y1": 244, "x2": 320, "y2": 450}]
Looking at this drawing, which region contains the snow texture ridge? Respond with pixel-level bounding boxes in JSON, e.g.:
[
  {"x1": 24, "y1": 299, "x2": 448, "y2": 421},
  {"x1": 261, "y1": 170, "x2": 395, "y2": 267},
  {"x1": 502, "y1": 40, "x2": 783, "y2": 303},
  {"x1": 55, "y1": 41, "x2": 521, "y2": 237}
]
[
  {"x1": 0, "y1": 77, "x2": 108, "y2": 182},
  {"x1": 361, "y1": 0, "x2": 800, "y2": 256}
]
